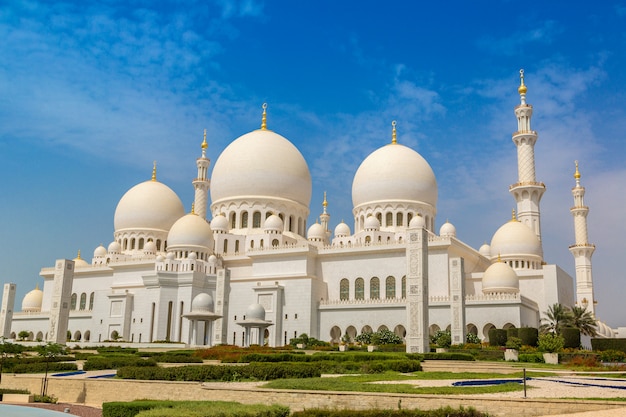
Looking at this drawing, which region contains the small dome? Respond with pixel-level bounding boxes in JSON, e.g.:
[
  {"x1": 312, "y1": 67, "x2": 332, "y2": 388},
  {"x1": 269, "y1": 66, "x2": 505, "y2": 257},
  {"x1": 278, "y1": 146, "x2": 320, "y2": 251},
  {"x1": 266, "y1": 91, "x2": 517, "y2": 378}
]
[
  {"x1": 491, "y1": 219, "x2": 542, "y2": 258},
  {"x1": 334, "y1": 221, "x2": 351, "y2": 237},
  {"x1": 167, "y1": 213, "x2": 214, "y2": 251},
  {"x1": 93, "y1": 245, "x2": 107, "y2": 258},
  {"x1": 307, "y1": 222, "x2": 325, "y2": 240},
  {"x1": 264, "y1": 214, "x2": 284, "y2": 232},
  {"x1": 114, "y1": 180, "x2": 185, "y2": 233},
  {"x1": 22, "y1": 286, "x2": 43, "y2": 312},
  {"x1": 166, "y1": 252, "x2": 175, "y2": 260},
  {"x1": 191, "y1": 293, "x2": 214, "y2": 312},
  {"x1": 479, "y1": 243, "x2": 491, "y2": 257},
  {"x1": 144, "y1": 240, "x2": 157, "y2": 254},
  {"x1": 108, "y1": 241, "x2": 121, "y2": 254},
  {"x1": 208, "y1": 254, "x2": 217, "y2": 264},
  {"x1": 73, "y1": 251, "x2": 89, "y2": 268},
  {"x1": 211, "y1": 214, "x2": 229, "y2": 232},
  {"x1": 156, "y1": 255, "x2": 165, "y2": 262},
  {"x1": 246, "y1": 303, "x2": 266, "y2": 320},
  {"x1": 364, "y1": 216, "x2": 380, "y2": 231},
  {"x1": 482, "y1": 261, "x2": 519, "y2": 294},
  {"x1": 188, "y1": 251, "x2": 197, "y2": 260},
  {"x1": 409, "y1": 214, "x2": 425, "y2": 229},
  {"x1": 439, "y1": 221, "x2": 456, "y2": 237}
]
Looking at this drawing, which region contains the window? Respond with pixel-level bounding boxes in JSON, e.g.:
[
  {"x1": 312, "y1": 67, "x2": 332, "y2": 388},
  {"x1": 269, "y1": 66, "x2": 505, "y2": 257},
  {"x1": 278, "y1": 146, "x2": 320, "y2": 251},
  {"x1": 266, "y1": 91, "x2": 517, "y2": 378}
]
[
  {"x1": 386, "y1": 212, "x2": 393, "y2": 226},
  {"x1": 397, "y1": 213, "x2": 403, "y2": 226},
  {"x1": 89, "y1": 292, "x2": 94, "y2": 310},
  {"x1": 70, "y1": 293, "x2": 77, "y2": 310},
  {"x1": 138, "y1": 238, "x2": 144, "y2": 250},
  {"x1": 407, "y1": 213, "x2": 413, "y2": 224},
  {"x1": 376, "y1": 213, "x2": 382, "y2": 224},
  {"x1": 355, "y1": 278, "x2": 364, "y2": 300},
  {"x1": 340, "y1": 279, "x2": 349, "y2": 300},
  {"x1": 235, "y1": 240, "x2": 240, "y2": 253},
  {"x1": 223, "y1": 239, "x2": 228, "y2": 253},
  {"x1": 79, "y1": 293, "x2": 87, "y2": 310},
  {"x1": 272, "y1": 239, "x2": 279, "y2": 247},
  {"x1": 253, "y1": 211, "x2": 261, "y2": 228},
  {"x1": 370, "y1": 277, "x2": 380, "y2": 299},
  {"x1": 241, "y1": 211, "x2": 248, "y2": 228},
  {"x1": 401, "y1": 275, "x2": 406, "y2": 299},
  {"x1": 386, "y1": 276, "x2": 396, "y2": 299},
  {"x1": 230, "y1": 213, "x2": 236, "y2": 229}
]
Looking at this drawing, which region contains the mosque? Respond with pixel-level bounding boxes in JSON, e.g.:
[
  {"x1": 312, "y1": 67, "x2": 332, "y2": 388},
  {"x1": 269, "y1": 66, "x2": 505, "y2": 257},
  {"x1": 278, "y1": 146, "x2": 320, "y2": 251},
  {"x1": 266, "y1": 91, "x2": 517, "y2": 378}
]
[{"x1": 0, "y1": 71, "x2": 619, "y2": 350}]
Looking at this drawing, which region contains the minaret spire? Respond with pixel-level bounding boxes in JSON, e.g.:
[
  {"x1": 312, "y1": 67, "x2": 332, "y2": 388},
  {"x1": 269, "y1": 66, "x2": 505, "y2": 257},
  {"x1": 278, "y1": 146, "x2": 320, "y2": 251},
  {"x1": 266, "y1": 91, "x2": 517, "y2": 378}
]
[
  {"x1": 509, "y1": 69, "x2": 545, "y2": 251},
  {"x1": 151, "y1": 161, "x2": 157, "y2": 181},
  {"x1": 193, "y1": 130, "x2": 211, "y2": 219},
  {"x1": 261, "y1": 103, "x2": 268, "y2": 130},
  {"x1": 391, "y1": 120, "x2": 397, "y2": 144},
  {"x1": 319, "y1": 192, "x2": 330, "y2": 238},
  {"x1": 569, "y1": 161, "x2": 596, "y2": 315}
]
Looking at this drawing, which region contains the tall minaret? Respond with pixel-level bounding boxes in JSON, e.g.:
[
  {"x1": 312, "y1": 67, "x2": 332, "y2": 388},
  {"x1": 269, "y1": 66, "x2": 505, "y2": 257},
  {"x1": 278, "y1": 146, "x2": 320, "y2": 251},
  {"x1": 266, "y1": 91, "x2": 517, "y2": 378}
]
[
  {"x1": 569, "y1": 161, "x2": 596, "y2": 316},
  {"x1": 193, "y1": 129, "x2": 211, "y2": 219},
  {"x1": 509, "y1": 69, "x2": 546, "y2": 247},
  {"x1": 320, "y1": 192, "x2": 330, "y2": 232}
]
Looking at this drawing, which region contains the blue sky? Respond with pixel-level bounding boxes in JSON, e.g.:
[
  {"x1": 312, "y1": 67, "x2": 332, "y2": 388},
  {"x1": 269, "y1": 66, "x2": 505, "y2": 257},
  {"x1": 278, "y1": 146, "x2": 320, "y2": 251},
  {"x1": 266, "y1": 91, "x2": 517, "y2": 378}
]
[{"x1": 1, "y1": 1, "x2": 625, "y2": 327}]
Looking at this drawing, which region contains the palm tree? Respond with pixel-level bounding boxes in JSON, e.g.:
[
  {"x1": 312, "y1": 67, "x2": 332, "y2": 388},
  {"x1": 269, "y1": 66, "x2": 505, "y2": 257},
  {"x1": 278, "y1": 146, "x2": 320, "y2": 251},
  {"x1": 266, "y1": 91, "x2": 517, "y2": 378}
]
[
  {"x1": 570, "y1": 305, "x2": 598, "y2": 337},
  {"x1": 540, "y1": 303, "x2": 573, "y2": 335}
]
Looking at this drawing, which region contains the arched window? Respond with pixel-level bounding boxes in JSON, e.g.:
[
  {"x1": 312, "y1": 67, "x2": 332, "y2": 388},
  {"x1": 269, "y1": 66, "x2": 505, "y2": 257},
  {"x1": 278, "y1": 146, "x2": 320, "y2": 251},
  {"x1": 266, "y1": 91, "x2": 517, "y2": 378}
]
[
  {"x1": 340, "y1": 279, "x2": 349, "y2": 300},
  {"x1": 138, "y1": 238, "x2": 144, "y2": 250},
  {"x1": 250, "y1": 240, "x2": 254, "y2": 248},
  {"x1": 365, "y1": 236, "x2": 371, "y2": 244},
  {"x1": 70, "y1": 293, "x2": 77, "y2": 310},
  {"x1": 79, "y1": 293, "x2": 87, "y2": 310},
  {"x1": 253, "y1": 211, "x2": 261, "y2": 228},
  {"x1": 370, "y1": 277, "x2": 380, "y2": 299},
  {"x1": 272, "y1": 239, "x2": 279, "y2": 247},
  {"x1": 401, "y1": 275, "x2": 406, "y2": 299},
  {"x1": 223, "y1": 239, "x2": 228, "y2": 253},
  {"x1": 156, "y1": 239, "x2": 162, "y2": 251},
  {"x1": 241, "y1": 212, "x2": 248, "y2": 228},
  {"x1": 386, "y1": 212, "x2": 393, "y2": 226},
  {"x1": 397, "y1": 213, "x2": 403, "y2": 226},
  {"x1": 355, "y1": 278, "x2": 364, "y2": 300},
  {"x1": 131, "y1": 238, "x2": 136, "y2": 249},
  {"x1": 89, "y1": 292, "x2": 94, "y2": 310},
  {"x1": 376, "y1": 213, "x2": 382, "y2": 224},
  {"x1": 230, "y1": 213, "x2": 236, "y2": 229},
  {"x1": 235, "y1": 240, "x2": 240, "y2": 253},
  {"x1": 386, "y1": 276, "x2": 396, "y2": 299},
  {"x1": 407, "y1": 213, "x2": 413, "y2": 224}
]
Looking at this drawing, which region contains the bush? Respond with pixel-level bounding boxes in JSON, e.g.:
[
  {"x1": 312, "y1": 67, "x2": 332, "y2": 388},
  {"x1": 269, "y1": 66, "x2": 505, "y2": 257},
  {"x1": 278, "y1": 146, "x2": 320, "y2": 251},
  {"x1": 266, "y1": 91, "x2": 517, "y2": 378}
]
[
  {"x1": 519, "y1": 353, "x2": 544, "y2": 363},
  {"x1": 103, "y1": 400, "x2": 290, "y2": 417},
  {"x1": 561, "y1": 328, "x2": 581, "y2": 349},
  {"x1": 488, "y1": 329, "x2": 507, "y2": 347},
  {"x1": 84, "y1": 356, "x2": 157, "y2": 371},
  {"x1": 291, "y1": 406, "x2": 488, "y2": 416},
  {"x1": 420, "y1": 352, "x2": 474, "y2": 361},
  {"x1": 430, "y1": 330, "x2": 451, "y2": 348},
  {"x1": 11, "y1": 362, "x2": 78, "y2": 374},
  {"x1": 465, "y1": 333, "x2": 481, "y2": 344},
  {"x1": 355, "y1": 332, "x2": 373, "y2": 345},
  {"x1": 599, "y1": 350, "x2": 626, "y2": 362},
  {"x1": 591, "y1": 338, "x2": 626, "y2": 353},
  {"x1": 538, "y1": 333, "x2": 564, "y2": 353},
  {"x1": 505, "y1": 337, "x2": 522, "y2": 350},
  {"x1": 518, "y1": 327, "x2": 539, "y2": 347},
  {"x1": 506, "y1": 328, "x2": 519, "y2": 339}
]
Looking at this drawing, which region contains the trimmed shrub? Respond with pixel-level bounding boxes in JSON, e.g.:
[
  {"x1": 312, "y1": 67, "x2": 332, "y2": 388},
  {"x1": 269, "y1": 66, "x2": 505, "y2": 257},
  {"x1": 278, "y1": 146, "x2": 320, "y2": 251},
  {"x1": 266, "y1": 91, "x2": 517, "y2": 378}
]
[
  {"x1": 103, "y1": 400, "x2": 290, "y2": 417},
  {"x1": 83, "y1": 356, "x2": 157, "y2": 371},
  {"x1": 518, "y1": 327, "x2": 539, "y2": 347},
  {"x1": 591, "y1": 338, "x2": 626, "y2": 353},
  {"x1": 291, "y1": 406, "x2": 488, "y2": 416},
  {"x1": 420, "y1": 352, "x2": 474, "y2": 361},
  {"x1": 538, "y1": 333, "x2": 564, "y2": 353},
  {"x1": 561, "y1": 328, "x2": 581, "y2": 349},
  {"x1": 488, "y1": 329, "x2": 507, "y2": 347},
  {"x1": 599, "y1": 350, "x2": 626, "y2": 362},
  {"x1": 11, "y1": 362, "x2": 78, "y2": 374},
  {"x1": 506, "y1": 328, "x2": 519, "y2": 339},
  {"x1": 519, "y1": 353, "x2": 544, "y2": 363}
]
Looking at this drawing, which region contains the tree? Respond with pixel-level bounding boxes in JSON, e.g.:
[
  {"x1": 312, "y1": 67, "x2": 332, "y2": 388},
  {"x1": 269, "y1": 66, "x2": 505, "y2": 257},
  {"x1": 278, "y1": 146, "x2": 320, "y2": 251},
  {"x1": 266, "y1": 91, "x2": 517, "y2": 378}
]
[
  {"x1": 18, "y1": 330, "x2": 29, "y2": 341},
  {"x1": 37, "y1": 342, "x2": 67, "y2": 397},
  {"x1": 540, "y1": 303, "x2": 573, "y2": 335},
  {"x1": 570, "y1": 305, "x2": 598, "y2": 337},
  {"x1": 0, "y1": 337, "x2": 24, "y2": 384}
]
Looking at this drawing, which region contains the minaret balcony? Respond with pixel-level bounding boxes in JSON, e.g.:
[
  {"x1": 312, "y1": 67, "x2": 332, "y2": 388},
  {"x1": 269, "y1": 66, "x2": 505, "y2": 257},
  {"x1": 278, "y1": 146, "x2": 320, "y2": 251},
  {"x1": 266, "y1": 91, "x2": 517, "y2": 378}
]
[
  {"x1": 569, "y1": 243, "x2": 595, "y2": 249},
  {"x1": 509, "y1": 181, "x2": 545, "y2": 190}
]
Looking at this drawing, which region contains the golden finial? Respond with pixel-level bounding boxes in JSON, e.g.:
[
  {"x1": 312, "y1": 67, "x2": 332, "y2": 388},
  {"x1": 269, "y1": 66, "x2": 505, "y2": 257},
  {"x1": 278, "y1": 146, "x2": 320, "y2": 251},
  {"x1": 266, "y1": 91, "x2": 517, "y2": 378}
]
[
  {"x1": 151, "y1": 161, "x2": 157, "y2": 181},
  {"x1": 497, "y1": 253, "x2": 502, "y2": 262},
  {"x1": 391, "y1": 120, "x2": 397, "y2": 144},
  {"x1": 511, "y1": 209, "x2": 517, "y2": 221},
  {"x1": 323, "y1": 191, "x2": 328, "y2": 208},
  {"x1": 35, "y1": 283, "x2": 40, "y2": 290},
  {"x1": 201, "y1": 129, "x2": 208, "y2": 150},
  {"x1": 574, "y1": 160, "x2": 581, "y2": 180},
  {"x1": 518, "y1": 69, "x2": 527, "y2": 95},
  {"x1": 261, "y1": 103, "x2": 268, "y2": 130},
  {"x1": 76, "y1": 250, "x2": 82, "y2": 260},
  {"x1": 191, "y1": 202, "x2": 195, "y2": 214}
]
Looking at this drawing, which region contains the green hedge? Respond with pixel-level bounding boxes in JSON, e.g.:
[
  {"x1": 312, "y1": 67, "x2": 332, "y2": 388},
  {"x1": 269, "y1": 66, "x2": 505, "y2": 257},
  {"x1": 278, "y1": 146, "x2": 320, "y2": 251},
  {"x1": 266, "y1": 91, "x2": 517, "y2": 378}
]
[
  {"x1": 561, "y1": 328, "x2": 581, "y2": 349},
  {"x1": 518, "y1": 328, "x2": 539, "y2": 347},
  {"x1": 103, "y1": 400, "x2": 290, "y2": 417},
  {"x1": 291, "y1": 406, "x2": 488, "y2": 417},
  {"x1": 11, "y1": 362, "x2": 78, "y2": 373},
  {"x1": 488, "y1": 329, "x2": 507, "y2": 347},
  {"x1": 506, "y1": 328, "x2": 519, "y2": 339},
  {"x1": 420, "y1": 352, "x2": 474, "y2": 361},
  {"x1": 83, "y1": 356, "x2": 157, "y2": 371},
  {"x1": 591, "y1": 338, "x2": 626, "y2": 353},
  {"x1": 518, "y1": 353, "x2": 544, "y2": 363}
]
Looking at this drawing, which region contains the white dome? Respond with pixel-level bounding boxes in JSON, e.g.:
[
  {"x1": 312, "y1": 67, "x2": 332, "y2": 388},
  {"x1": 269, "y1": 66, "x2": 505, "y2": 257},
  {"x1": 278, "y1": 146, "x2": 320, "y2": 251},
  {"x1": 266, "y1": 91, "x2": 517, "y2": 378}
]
[
  {"x1": 491, "y1": 219, "x2": 542, "y2": 258},
  {"x1": 191, "y1": 293, "x2": 214, "y2": 312},
  {"x1": 409, "y1": 214, "x2": 425, "y2": 229},
  {"x1": 264, "y1": 214, "x2": 284, "y2": 232},
  {"x1": 167, "y1": 213, "x2": 214, "y2": 250},
  {"x1": 479, "y1": 243, "x2": 491, "y2": 257},
  {"x1": 364, "y1": 216, "x2": 380, "y2": 231},
  {"x1": 22, "y1": 286, "x2": 43, "y2": 312},
  {"x1": 352, "y1": 143, "x2": 437, "y2": 208},
  {"x1": 482, "y1": 261, "x2": 519, "y2": 293},
  {"x1": 166, "y1": 252, "x2": 175, "y2": 260},
  {"x1": 73, "y1": 252, "x2": 89, "y2": 268},
  {"x1": 208, "y1": 255, "x2": 217, "y2": 264},
  {"x1": 156, "y1": 255, "x2": 165, "y2": 262},
  {"x1": 211, "y1": 214, "x2": 228, "y2": 231},
  {"x1": 188, "y1": 251, "x2": 198, "y2": 260},
  {"x1": 307, "y1": 222, "x2": 325, "y2": 240},
  {"x1": 246, "y1": 303, "x2": 266, "y2": 320},
  {"x1": 108, "y1": 241, "x2": 121, "y2": 254},
  {"x1": 93, "y1": 245, "x2": 107, "y2": 258},
  {"x1": 114, "y1": 180, "x2": 185, "y2": 233},
  {"x1": 439, "y1": 221, "x2": 456, "y2": 237},
  {"x1": 334, "y1": 221, "x2": 351, "y2": 237},
  {"x1": 211, "y1": 129, "x2": 312, "y2": 208},
  {"x1": 144, "y1": 240, "x2": 157, "y2": 254}
]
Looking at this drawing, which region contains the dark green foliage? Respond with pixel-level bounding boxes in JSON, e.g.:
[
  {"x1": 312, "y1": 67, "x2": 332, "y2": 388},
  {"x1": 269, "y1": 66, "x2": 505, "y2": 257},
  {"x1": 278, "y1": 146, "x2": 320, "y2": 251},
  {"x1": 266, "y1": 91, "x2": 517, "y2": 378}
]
[
  {"x1": 518, "y1": 328, "x2": 539, "y2": 347},
  {"x1": 488, "y1": 329, "x2": 507, "y2": 347},
  {"x1": 11, "y1": 362, "x2": 78, "y2": 373},
  {"x1": 591, "y1": 338, "x2": 626, "y2": 353},
  {"x1": 103, "y1": 400, "x2": 290, "y2": 417},
  {"x1": 0, "y1": 388, "x2": 30, "y2": 400},
  {"x1": 599, "y1": 350, "x2": 626, "y2": 362},
  {"x1": 561, "y1": 327, "x2": 581, "y2": 349},
  {"x1": 146, "y1": 354, "x2": 202, "y2": 363},
  {"x1": 538, "y1": 333, "x2": 564, "y2": 353},
  {"x1": 518, "y1": 353, "x2": 544, "y2": 363},
  {"x1": 419, "y1": 352, "x2": 474, "y2": 361},
  {"x1": 103, "y1": 400, "x2": 176, "y2": 417},
  {"x1": 506, "y1": 328, "x2": 519, "y2": 339},
  {"x1": 290, "y1": 406, "x2": 488, "y2": 417},
  {"x1": 97, "y1": 347, "x2": 139, "y2": 354},
  {"x1": 83, "y1": 356, "x2": 157, "y2": 370}
]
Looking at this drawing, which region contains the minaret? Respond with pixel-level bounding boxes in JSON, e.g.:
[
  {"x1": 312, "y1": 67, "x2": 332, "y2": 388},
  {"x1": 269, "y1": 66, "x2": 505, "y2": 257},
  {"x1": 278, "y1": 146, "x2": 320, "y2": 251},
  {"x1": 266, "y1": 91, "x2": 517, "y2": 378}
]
[
  {"x1": 569, "y1": 161, "x2": 596, "y2": 315},
  {"x1": 320, "y1": 192, "x2": 330, "y2": 232},
  {"x1": 509, "y1": 69, "x2": 545, "y2": 246},
  {"x1": 193, "y1": 129, "x2": 211, "y2": 219}
]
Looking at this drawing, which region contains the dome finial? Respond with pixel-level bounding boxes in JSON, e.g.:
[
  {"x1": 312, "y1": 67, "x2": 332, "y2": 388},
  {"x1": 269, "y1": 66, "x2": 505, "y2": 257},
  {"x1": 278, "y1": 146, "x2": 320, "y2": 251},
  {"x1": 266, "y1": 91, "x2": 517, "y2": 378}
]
[
  {"x1": 76, "y1": 249, "x2": 82, "y2": 260},
  {"x1": 151, "y1": 161, "x2": 157, "y2": 181},
  {"x1": 35, "y1": 282, "x2": 39, "y2": 290},
  {"x1": 518, "y1": 69, "x2": 527, "y2": 104},
  {"x1": 201, "y1": 129, "x2": 208, "y2": 152},
  {"x1": 261, "y1": 103, "x2": 268, "y2": 130},
  {"x1": 322, "y1": 191, "x2": 328, "y2": 214},
  {"x1": 391, "y1": 120, "x2": 397, "y2": 144},
  {"x1": 574, "y1": 160, "x2": 581, "y2": 180},
  {"x1": 511, "y1": 209, "x2": 517, "y2": 221},
  {"x1": 191, "y1": 202, "x2": 195, "y2": 214}
]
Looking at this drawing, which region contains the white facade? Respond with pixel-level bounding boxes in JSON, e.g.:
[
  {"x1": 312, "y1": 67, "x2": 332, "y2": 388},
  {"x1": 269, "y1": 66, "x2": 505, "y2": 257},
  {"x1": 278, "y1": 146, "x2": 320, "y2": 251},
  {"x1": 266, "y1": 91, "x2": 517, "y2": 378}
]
[{"x1": 3, "y1": 73, "x2": 616, "y2": 347}]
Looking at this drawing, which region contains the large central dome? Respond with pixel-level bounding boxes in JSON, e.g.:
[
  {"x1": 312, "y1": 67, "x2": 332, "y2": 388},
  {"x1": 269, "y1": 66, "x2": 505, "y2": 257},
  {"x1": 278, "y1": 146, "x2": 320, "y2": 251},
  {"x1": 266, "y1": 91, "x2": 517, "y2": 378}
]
[
  {"x1": 210, "y1": 129, "x2": 312, "y2": 208},
  {"x1": 352, "y1": 143, "x2": 437, "y2": 208}
]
